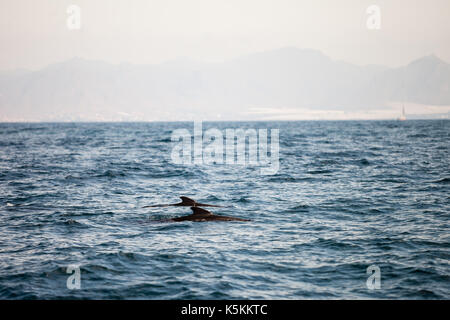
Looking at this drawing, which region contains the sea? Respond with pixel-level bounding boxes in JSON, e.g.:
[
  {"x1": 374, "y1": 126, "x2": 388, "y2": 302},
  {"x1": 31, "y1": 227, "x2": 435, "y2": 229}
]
[{"x1": 0, "y1": 120, "x2": 448, "y2": 299}]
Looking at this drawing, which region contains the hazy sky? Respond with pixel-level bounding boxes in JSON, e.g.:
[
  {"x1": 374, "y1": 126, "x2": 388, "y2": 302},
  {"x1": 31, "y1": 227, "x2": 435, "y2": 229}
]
[{"x1": 1, "y1": 0, "x2": 450, "y2": 70}]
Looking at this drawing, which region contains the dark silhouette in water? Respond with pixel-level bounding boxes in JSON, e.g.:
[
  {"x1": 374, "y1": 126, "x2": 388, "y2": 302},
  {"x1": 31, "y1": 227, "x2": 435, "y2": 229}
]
[
  {"x1": 161, "y1": 207, "x2": 250, "y2": 222},
  {"x1": 143, "y1": 196, "x2": 227, "y2": 208}
]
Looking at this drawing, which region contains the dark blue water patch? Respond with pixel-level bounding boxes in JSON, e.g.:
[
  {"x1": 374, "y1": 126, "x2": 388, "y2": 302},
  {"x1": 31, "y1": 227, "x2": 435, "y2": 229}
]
[
  {"x1": 357, "y1": 158, "x2": 370, "y2": 166},
  {"x1": 0, "y1": 120, "x2": 448, "y2": 299}
]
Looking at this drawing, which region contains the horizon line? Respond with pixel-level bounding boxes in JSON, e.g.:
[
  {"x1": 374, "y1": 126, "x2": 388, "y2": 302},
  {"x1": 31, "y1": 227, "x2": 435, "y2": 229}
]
[{"x1": 0, "y1": 118, "x2": 448, "y2": 124}]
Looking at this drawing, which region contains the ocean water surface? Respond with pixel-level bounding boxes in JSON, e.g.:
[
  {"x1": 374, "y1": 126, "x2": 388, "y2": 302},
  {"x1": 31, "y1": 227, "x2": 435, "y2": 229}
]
[{"x1": 0, "y1": 120, "x2": 448, "y2": 299}]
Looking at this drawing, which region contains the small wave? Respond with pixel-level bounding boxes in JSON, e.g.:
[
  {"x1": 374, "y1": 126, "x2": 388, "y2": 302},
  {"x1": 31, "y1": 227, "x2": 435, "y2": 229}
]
[
  {"x1": 267, "y1": 176, "x2": 297, "y2": 182},
  {"x1": 82, "y1": 263, "x2": 123, "y2": 275},
  {"x1": 405, "y1": 289, "x2": 442, "y2": 299},
  {"x1": 117, "y1": 251, "x2": 139, "y2": 261},
  {"x1": 60, "y1": 219, "x2": 86, "y2": 227},
  {"x1": 307, "y1": 169, "x2": 333, "y2": 174},
  {"x1": 308, "y1": 238, "x2": 363, "y2": 250},
  {"x1": 430, "y1": 177, "x2": 450, "y2": 184},
  {"x1": 155, "y1": 137, "x2": 172, "y2": 143},
  {"x1": 64, "y1": 174, "x2": 82, "y2": 180},
  {"x1": 0, "y1": 141, "x2": 25, "y2": 147},
  {"x1": 61, "y1": 211, "x2": 114, "y2": 218},
  {"x1": 148, "y1": 222, "x2": 193, "y2": 231},
  {"x1": 144, "y1": 169, "x2": 198, "y2": 179},
  {"x1": 267, "y1": 174, "x2": 313, "y2": 182},
  {"x1": 407, "y1": 133, "x2": 428, "y2": 138},
  {"x1": 95, "y1": 170, "x2": 127, "y2": 178},
  {"x1": 204, "y1": 195, "x2": 223, "y2": 202},
  {"x1": 234, "y1": 196, "x2": 251, "y2": 203},
  {"x1": 44, "y1": 266, "x2": 72, "y2": 277},
  {"x1": 317, "y1": 151, "x2": 361, "y2": 158},
  {"x1": 287, "y1": 204, "x2": 310, "y2": 212},
  {"x1": 381, "y1": 178, "x2": 408, "y2": 183}
]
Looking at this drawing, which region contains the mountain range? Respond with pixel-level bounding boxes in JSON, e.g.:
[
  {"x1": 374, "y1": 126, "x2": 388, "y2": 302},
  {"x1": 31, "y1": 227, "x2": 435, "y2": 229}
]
[{"x1": 0, "y1": 47, "x2": 449, "y2": 121}]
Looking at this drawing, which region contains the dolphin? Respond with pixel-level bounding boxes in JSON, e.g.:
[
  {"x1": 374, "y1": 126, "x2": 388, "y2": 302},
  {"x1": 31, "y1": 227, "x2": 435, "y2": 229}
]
[
  {"x1": 161, "y1": 207, "x2": 250, "y2": 222},
  {"x1": 143, "y1": 196, "x2": 227, "y2": 208}
]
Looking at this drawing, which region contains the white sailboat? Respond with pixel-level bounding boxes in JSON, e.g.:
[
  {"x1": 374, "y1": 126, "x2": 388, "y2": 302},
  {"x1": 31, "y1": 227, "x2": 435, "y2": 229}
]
[
  {"x1": 398, "y1": 105, "x2": 407, "y2": 121},
  {"x1": 398, "y1": 70, "x2": 407, "y2": 121}
]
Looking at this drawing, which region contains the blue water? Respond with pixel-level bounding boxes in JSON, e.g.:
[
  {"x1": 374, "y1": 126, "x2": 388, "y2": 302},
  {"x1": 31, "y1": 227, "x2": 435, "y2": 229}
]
[{"x1": 0, "y1": 120, "x2": 448, "y2": 299}]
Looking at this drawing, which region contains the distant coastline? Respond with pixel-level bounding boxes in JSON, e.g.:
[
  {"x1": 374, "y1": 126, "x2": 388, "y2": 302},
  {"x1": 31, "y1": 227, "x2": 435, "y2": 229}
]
[{"x1": 1, "y1": 48, "x2": 450, "y2": 122}]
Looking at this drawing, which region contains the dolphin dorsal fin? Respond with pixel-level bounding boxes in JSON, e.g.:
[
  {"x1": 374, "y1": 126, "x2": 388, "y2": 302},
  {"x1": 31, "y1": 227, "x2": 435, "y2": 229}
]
[
  {"x1": 180, "y1": 196, "x2": 196, "y2": 206},
  {"x1": 190, "y1": 207, "x2": 212, "y2": 215}
]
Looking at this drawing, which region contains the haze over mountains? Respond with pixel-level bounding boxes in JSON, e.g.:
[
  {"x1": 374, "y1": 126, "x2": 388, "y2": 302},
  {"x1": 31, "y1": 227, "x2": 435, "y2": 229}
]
[{"x1": 0, "y1": 47, "x2": 449, "y2": 121}]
